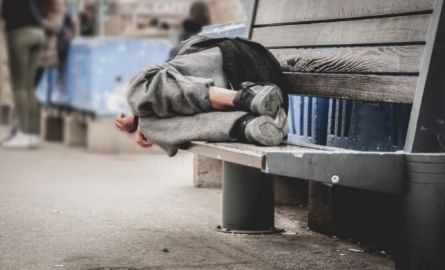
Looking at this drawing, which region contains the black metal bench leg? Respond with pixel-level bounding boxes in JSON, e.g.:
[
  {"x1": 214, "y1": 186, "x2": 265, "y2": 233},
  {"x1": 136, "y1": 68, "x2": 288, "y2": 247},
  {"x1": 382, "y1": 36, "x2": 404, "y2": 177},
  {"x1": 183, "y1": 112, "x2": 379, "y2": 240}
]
[
  {"x1": 397, "y1": 155, "x2": 445, "y2": 270},
  {"x1": 217, "y1": 161, "x2": 282, "y2": 234}
]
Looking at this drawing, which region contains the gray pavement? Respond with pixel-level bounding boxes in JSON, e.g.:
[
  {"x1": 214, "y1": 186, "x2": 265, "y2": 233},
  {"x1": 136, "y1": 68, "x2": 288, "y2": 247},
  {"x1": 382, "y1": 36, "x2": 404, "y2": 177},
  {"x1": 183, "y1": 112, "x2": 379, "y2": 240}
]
[{"x1": 0, "y1": 143, "x2": 394, "y2": 270}]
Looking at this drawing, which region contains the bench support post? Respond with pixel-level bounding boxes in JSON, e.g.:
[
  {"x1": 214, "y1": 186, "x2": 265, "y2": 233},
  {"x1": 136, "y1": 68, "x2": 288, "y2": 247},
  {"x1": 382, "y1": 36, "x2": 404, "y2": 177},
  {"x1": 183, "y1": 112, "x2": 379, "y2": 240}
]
[
  {"x1": 398, "y1": 1, "x2": 445, "y2": 268},
  {"x1": 397, "y1": 155, "x2": 445, "y2": 270},
  {"x1": 193, "y1": 156, "x2": 222, "y2": 188},
  {"x1": 219, "y1": 161, "x2": 281, "y2": 234}
]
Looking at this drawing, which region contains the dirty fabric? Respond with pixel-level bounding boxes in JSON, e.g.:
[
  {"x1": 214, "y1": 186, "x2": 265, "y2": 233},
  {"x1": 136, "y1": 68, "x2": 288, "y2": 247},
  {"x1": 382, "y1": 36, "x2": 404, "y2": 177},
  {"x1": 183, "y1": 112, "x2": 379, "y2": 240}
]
[
  {"x1": 191, "y1": 37, "x2": 291, "y2": 111},
  {"x1": 139, "y1": 111, "x2": 247, "y2": 156},
  {"x1": 127, "y1": 47, "x2": 248, "y2": 156},
  {"x1": 127, "y1": 47, "x2": 225, "y2": 117},
  {"x1": 170, "y1": 36, "x2": 291, "y2": 111}
]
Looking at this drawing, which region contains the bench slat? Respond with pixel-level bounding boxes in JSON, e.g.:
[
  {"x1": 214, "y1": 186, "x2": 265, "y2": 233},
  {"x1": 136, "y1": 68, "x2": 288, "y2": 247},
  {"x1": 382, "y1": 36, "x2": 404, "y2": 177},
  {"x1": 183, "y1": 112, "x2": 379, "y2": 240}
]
[
  {"x1": 255, "y1": 0, "x2": 433, "y2": 25},
  {"x1": 188, "y1": 142, "x2": 264, "y2": 168},
  {"x1": 252, "y1": 14, "x2": 430, "y2": 48},
  {"x1": 285, "y1": 73, "x2": 417, "y2": 103},
  {"x1": 271, "y1": 45, "x2": 424, "y2": 74},
  {"x1": 186, "y1": 142, "x2": 404, "y2": 193},
  {"x1": 187, "y1": 142, "x2": 327, "y2": 169}
]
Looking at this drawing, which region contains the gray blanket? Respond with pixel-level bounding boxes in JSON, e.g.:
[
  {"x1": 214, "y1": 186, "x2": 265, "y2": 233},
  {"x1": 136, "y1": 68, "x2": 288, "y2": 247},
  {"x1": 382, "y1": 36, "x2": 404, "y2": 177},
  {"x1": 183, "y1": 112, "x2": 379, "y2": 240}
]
[{"x1": 127, "y1": 47, "x2": 247, "y2": 156}]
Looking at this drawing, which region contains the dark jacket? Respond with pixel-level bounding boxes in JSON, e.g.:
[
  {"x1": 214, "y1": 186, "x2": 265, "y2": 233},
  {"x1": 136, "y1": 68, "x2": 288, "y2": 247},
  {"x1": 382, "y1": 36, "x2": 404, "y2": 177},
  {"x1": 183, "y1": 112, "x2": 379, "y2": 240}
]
[{"x1": 1, "y1": 0, "x2": 41, "y2": 31}]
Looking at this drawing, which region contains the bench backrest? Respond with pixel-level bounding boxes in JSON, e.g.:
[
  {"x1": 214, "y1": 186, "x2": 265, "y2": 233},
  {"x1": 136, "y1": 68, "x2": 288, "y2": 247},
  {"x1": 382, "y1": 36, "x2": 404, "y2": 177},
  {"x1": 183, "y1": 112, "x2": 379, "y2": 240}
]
[
  {"x1": 248, "y1": 0, "x2": 435, "y2": 104},
  {"x1": 248, "y1": 0, "x2": 445, "y2": 152}
]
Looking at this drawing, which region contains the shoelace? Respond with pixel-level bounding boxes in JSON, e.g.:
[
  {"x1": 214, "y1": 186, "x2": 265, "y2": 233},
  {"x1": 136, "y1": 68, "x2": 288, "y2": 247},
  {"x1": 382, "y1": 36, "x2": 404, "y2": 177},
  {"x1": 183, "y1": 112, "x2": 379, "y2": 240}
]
[{"x1": 234, "y1": 83, "x2": 256, "y2": 110}]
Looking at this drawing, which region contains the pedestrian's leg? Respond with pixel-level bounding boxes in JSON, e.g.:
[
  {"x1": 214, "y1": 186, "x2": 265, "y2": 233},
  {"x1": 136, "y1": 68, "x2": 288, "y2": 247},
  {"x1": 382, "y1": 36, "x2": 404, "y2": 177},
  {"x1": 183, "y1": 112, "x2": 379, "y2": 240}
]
[
  {"x1": 26, "y1": 30, "x2": 45, "y2": 135},
  {"x1": 7, "y1": 29, "x2": 30, "y2": 134},
  {"x1": 34, "y1": 67, "x2": 45, "y2": 87}
]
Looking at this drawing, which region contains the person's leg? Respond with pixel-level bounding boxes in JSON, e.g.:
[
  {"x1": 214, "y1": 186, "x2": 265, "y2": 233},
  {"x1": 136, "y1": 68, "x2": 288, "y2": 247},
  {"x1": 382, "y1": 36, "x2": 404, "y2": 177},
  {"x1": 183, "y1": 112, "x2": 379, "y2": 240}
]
[
  {"x1": 128, "y1": 62, "x2": 283, "y2": 118},
  {"x1": 209, "y1": 83, "x2": 283, "y2": 117},
  {"x1": 7, "y1": 29, "x2": 30, "y2": 134},
  {"x1": 136, "y1": 107, "x2": 289, "y2": 156},
  {"x1": 26, "y1": 29, "x2": 45, "y2": 135},
  {"x1": 138, "y1": 111, "x2": 249, "y2": 156},
  {"x1": 3, "y1": 27, "x2": 44, "y2": 148},
  {"x1": 34, "y1": 67, "x2": 45, "y2": 87},
  {"x1": 208, "y1": 86, "x2": 237, "y2": 110}
]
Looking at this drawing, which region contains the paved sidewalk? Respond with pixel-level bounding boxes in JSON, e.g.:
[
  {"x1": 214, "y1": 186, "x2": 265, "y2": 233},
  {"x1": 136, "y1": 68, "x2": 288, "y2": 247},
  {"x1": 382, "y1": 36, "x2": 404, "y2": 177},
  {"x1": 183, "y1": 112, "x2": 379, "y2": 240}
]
[{"x1": 0, "y1": 143, "x2": 394, "y2": 270}]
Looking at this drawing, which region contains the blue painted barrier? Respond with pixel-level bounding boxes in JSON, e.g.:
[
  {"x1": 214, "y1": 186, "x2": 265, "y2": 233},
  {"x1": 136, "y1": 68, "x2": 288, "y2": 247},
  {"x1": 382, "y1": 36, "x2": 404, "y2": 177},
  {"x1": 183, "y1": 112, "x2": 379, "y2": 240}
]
[
  {"x1": 287, "y1": 96, "x2": 329, "y2": 145},
  {"x1": 327, "y1": 99, "x2": 412, "y2": 151},
  {"x1": 38, "y1": 37, "x2": 172, "y2": 116}
]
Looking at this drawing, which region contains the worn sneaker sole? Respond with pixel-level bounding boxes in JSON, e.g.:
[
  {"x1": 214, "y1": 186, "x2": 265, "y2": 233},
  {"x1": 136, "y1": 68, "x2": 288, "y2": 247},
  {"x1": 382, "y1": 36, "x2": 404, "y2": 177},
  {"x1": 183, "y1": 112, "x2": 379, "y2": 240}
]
[
  {"x1": 250, "y1": 84, "x2": 283, "y2": 117},
  {"x1": 245, "y1": 109, "x2": 288, "y2": 146}
]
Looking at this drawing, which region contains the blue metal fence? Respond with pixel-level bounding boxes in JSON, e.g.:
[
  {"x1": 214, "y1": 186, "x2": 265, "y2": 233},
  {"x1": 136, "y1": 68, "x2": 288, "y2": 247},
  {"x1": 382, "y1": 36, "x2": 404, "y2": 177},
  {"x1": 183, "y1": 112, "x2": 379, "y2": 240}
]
[
  {"x1": 37, "y1": 37, "x2": 171, "y2": 116},
  {"x1": 327, "y1": 100, "x2": 411, "y2": 151}
]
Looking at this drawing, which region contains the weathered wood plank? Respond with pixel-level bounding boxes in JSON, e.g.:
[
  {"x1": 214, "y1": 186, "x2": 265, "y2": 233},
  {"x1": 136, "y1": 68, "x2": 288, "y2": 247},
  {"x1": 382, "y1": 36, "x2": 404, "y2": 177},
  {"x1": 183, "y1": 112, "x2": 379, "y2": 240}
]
[
  {"x1": 187, "y1": 142, "x2": 324, "y2": 169},
  {"x1": 255, "y1": 0, "x2": 433, "y2": 25},
  {"x1": 285, "y1": 73, "x2": 417, "y2": 103},
  {"x1": 270, "y1": 46, "x2": 424, "y2": 73},
  {"x1": 252, "y1": 14, "x2": 430, "y2": 48}
]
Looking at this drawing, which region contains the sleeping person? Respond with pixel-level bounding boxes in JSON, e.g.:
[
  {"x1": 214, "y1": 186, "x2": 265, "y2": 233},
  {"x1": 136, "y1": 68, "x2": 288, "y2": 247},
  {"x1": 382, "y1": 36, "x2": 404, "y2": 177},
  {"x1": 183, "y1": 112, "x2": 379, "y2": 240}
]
[{"x1": 115, "y1": 36, "x2": 290, "y2": 156}]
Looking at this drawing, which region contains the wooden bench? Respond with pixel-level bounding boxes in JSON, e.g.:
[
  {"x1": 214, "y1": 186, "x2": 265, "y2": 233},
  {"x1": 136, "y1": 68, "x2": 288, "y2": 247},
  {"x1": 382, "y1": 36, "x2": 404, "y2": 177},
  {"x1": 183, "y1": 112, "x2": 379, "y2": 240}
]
[{"x1": 187, "y1": 0, "x2": 445, "y2": 269}]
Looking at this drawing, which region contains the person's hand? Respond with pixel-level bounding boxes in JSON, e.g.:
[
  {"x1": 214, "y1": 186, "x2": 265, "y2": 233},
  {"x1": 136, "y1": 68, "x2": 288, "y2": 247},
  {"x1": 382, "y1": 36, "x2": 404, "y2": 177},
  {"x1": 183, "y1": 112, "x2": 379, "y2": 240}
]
[
  {"x1": 115, "y1": 113, "x2": 135, "y2": 133},
  {"x1": 135, "y1": 130, "x2": 152, "y2": 148}
]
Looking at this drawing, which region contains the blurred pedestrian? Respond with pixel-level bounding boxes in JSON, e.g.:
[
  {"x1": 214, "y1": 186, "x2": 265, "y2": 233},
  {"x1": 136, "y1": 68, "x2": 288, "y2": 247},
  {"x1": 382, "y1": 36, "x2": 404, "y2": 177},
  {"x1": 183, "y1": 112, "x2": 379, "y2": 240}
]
[
  {"x1": 35, "y1": 0, "x2": 66, "y2": 86},
  {"x1": 56, "y1": 8, "x2": 76, "y2": 72},
  {"x1": 79, "y1": 3, "x2": 95, "y2": 37},
  {"x1": 0, "y1": 0, "x2": 18, "y2": 142},
  {"x1": 1, "y1": 0, "x2": 45, "y2": 148},
  {"x1": 1, "y1": 0, "x2": 64, "y2": 149},
  {"x1": 178, "y1": 1, "x2": 211, "y2": 42},
  {"x1": 51, "y1": 6, "x2": 76, "y2": 96},
  {"x1": 34, "y1": 0, "x2": 72, "y2": 113}
]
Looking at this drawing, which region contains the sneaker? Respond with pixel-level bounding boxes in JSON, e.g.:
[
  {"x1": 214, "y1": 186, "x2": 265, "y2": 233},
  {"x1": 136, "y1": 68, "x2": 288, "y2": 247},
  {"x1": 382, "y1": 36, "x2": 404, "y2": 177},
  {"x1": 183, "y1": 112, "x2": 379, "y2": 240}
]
[
  {"x1": 244, "y1": 108, "x2": 289, "y2": 146},
  {"x1": 1, "y1": 131, "x2": 33, "y2": 149},
  {"x1": 0, "y1": 129, "x2": 14, "y2": 143},
  {"x1": 29, "y1": 134, "x2": 40, "y2": 149},
  {"x1": 233, "y1": 82, "x2": 283, "y2": 117},
  {"x1": 0, "y1": 126, "x2": 17, "y2": 143}
]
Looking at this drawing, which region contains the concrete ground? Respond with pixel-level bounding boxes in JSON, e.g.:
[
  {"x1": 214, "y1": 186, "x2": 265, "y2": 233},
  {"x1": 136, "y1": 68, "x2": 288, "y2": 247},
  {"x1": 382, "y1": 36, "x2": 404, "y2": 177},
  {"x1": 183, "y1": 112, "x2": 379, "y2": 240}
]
[{"x1": 0, "y1": 142, "x2": 394, "y2": 270}]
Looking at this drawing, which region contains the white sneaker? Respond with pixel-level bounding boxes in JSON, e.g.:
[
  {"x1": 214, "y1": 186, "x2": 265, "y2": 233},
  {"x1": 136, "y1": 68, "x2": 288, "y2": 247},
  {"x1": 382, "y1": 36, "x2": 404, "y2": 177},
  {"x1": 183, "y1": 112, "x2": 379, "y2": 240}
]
[
  {"x1": 1, "y1": 131, "x2": 33, "y2": 149},
  {"x1": 0, "y1": 127, "x2": 15, "y2": 143},
  {"x1": 29, "y1": 134, "x2": 40, "y2": 148}
]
